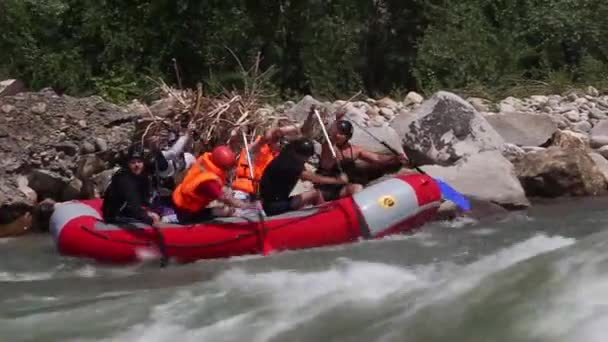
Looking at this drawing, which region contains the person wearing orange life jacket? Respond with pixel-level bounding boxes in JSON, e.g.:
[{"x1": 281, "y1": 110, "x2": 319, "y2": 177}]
[
  {"x1": 232, "y1": 125, "x2": 301, "y2": 202},
  {"x1": 172, "y1": 145, "x2": 251, "y2": 224}
]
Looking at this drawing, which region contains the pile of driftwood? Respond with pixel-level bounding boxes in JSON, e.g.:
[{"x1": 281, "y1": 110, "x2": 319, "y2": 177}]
[{"x1": 136, "y1": 55, "x2": 286, "y2": 152}]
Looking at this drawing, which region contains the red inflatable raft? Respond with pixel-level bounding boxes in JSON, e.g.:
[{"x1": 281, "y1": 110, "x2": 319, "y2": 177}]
[{"x1": 50, "y1": 173, "x2": 441, "y2": 264}]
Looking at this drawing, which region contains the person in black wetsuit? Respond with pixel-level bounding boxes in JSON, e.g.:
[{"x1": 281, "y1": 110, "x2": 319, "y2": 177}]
[
  {"x1": 102, "y1": 143, "x2": 167, "y2": 226},
  {"x1": 259, "y1": 139, "x2": 349, "y2": 216},
  {"x1": 316, "y1": 120, "x2": 408, "y2": 201}
]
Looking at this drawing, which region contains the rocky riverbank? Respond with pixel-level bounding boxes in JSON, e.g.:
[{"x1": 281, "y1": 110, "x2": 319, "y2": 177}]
[{"x1": 2, "y1": 79, "x2": 608, "y2": 236}]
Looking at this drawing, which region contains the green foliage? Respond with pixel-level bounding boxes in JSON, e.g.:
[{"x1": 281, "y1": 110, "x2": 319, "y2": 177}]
[
  {"x1": 1, "y1": 0, "x2": 608, "y2": 101},
  {"x1": 416, "y1": 0, "x2": 608, "y2": 97}
]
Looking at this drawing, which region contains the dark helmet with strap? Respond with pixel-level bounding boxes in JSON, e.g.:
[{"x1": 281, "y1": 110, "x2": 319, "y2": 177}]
[
  {"x1": 335, "y1": 120, "x2": 353, "y2": 138},
  {"x1": 126, "y1": 143, "x2": 145, "y2": 161},
  {"x1": 291, "y1": 138, "x2": 315, "y2": 158}
]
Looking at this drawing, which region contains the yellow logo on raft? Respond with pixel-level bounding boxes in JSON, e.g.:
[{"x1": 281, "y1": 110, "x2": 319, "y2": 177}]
[{"x1": 378, "y1": 195, "x2": 396, "y2": 208}]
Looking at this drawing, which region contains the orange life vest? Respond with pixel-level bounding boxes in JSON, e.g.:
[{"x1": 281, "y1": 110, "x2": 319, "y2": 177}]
[
  {"x1": 172, "y1": 152, "x2": 227, "y2": 213},
  {"x1": 232, "y1": 137, "x2": 278, "y2": 194}
]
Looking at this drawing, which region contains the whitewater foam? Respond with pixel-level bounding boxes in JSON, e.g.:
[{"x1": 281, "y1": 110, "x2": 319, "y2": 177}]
[{"x1": 5, "y1": 232, "x2": 584, "y2": 342}]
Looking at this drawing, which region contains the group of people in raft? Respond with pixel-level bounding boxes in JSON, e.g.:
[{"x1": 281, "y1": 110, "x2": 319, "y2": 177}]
[{"x1": 101, "y1": 108, "x2": 409, "y2": 227}]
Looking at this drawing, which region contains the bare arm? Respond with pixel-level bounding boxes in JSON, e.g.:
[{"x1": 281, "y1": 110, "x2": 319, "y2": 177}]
[
  {"x1": 250, "y1": 125, "x2": 301, "y2": 154},
  {"x1": 358, "y1": 148, "x2": 399, "y2": 165},
  {"x1": 301, "y1": 170, "x2": 347, "y2": 185},
  {"x1": 163, "y1": 135, "x2": 190, "y2": 161}
]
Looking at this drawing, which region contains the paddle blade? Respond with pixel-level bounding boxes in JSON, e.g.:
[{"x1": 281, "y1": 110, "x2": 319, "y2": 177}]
[{"x1": 434, "y1": 178, "x2": 471, "y2": 211}]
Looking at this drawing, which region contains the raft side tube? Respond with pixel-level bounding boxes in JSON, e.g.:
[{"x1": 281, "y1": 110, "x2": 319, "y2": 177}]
[
  {"x1": 49, "y1": 201, "x2": 102, "y2": 244},
  {"x1": 353, "y1": 175, "x2": 440, "y2": 238}
]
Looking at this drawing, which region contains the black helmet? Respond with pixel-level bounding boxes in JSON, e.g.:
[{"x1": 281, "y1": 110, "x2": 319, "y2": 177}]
[
  {"x1": 291, "y1": 138, "x2": 315, "y2": 158},
  {"x1": 336, "y1": 120, "x2": 353, "y2": 138},
  {"x1": 126, "y1": 143, "x2": 145, "y2": 161}
]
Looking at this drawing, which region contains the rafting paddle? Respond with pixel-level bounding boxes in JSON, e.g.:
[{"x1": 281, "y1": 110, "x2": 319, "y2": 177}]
[
  {"x1": 241, "y1": 132, "x2": 272, "y2": 255},
  {"x1": 313, "y1": 109, "x2": 346, "y2": 175},
  {"x1": 346, "y1": 120, "x2": 471, "y2": 211}
]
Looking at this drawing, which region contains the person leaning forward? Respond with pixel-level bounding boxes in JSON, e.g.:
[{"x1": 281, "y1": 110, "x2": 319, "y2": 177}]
[
  {"x1": 172, "y1": 145, "x2": 251, "y2": 224},
  {"x1": 259, "y1": 138, "x2": 348, "y2": 216},
  {"x1": 231, "y1": 125, "x2": 300, "y2": 202}
]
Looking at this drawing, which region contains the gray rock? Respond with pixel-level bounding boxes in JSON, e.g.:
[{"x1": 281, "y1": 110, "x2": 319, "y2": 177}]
[
  {"x1": 551, "y1": 130, "x2": 590, "y2": 150},
  {"x1": 16, "y1": 176, "x2": 37, "y2": 204},
  {"x1": 81, "y1": 141, "x2": 96, "y2": 154},
  {"x1": 550, "y1": 115, "x2": 571, "y2": 130},
  {"x1": 513, "y1": 146, "x2": 607, "y2": 197},
  {"x1": 379, "y1": 107, "x2": 395, "y2": 120},
  {"x1": 590, "y1": 136, "x2": 608, "y2": 149},
  {"x1": 91, "y1": 168, "x2": 118, "y2": 197},
  {"x1": 530, "y1": 95, "x2": 549, "y2": 104},
  {"x1": 0, "y1": 79, "x2": 26, "y2": 97},
  {"x1": 421, "y1": 150, "x2": 529, "y2": 208},
  {"x1": 341, "y1": 103, "x2": 371, "y2": 127},
  {"x1": 147, "y1": 97, "x2": 178, "y2": 118},
  {"x1": 350, "y1": 123, "x2": 404, "y2": 155},
  {"x1": 376, "y1": 97, "x2": 399, "y2": 110},
  {"x1": 563, "y1": 110, "x2": 581, "y2": 122},
  {"x1": 53, "y1": 142, "x2": 78, "y2": 156},
  {"x1": 94, "y1": 138, "x2": 108, "y2": 152},
  {"x1": 76, "y1": 155, "x2": 108, "y2": 179},
  {"x1": 597, "y1": 145, "x2": 608, "y2": 160},
  {"x1": 589, "y1": 152, "x2": 608, "y2": 184},
  {"x1": 285, "y1": 95, "x2": 334, "y2": 123},
  {"x1": 26, "y1": 169, "x2": 70, "y2": 200},
  {"x1": 502, "y1": 143, "x2": 525, "y2": 162},
  {"x1": 587, "y1": 86, "x2": 600, "y2": 97},
  {"x1": 499, "y1": 96, "x2": 524, "y2": 113},
  {"x1": 391, "y1": 91, "x2": 505, "y2": 166},
  {"x1": 590, "y1": 120, "x2": 608, "y2": 148},
  {"x1": 566, "y1": 92, "x2": 579, "y2": 102},
  {"x1": 591, "y1": 119, "x2": 608, "y2": 136},
  {"x1": 466, "y1": 97, "x2": 491, "y2": 112},
  {"x1": 31, "y1": 103, "x2": 47, "y2": 114},
  {"x1": 485, "y1": 112, "x2": 557, "y2": 146},
  {"x1": 404, "y1": 92, "x2": 424, "y2": 106},
  {"x1": 589, "y1": 107, "x2": 607, "y2": 120},
  {"x1": 61, "y1": 178, "x2": 83, "y2": 201},
  {"x1": 1, "y1": 104, "x2": 15, "y2": 114},
  {"x1": 573, "y1": 120, "x2": 592, "y2": 133},
  {"x1": 521, "y1": 146, "x2": 547, "y2": 153}
]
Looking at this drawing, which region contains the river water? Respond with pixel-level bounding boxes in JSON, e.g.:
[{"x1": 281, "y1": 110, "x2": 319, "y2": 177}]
[{"x1": 2, "y1": 197, "x2": 608, "y2": 341}]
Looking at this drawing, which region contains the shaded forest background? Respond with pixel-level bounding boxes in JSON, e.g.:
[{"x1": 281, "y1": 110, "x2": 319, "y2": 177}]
[{"x1": 1, "y1": 0, "x2": 608, "y2": 103}]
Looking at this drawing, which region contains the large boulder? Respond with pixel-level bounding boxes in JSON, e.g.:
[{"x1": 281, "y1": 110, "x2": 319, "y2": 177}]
[
  {"x1": 0, "y1": 79, "x2": 26, "y2": 97},
  {"x1": 485, "y1": 112, "x2": 557, "y2": 146},
  {"x1": 421, "y1": 150, "x2": 530, "y2": 208},
  {"x1": 589, "y1": 152, "x2": 608, "y2": 184},
  {"x1": 284, "y1": 95, "x2": 335, "y2": 124},
  {"x1": 350, "y1": 122, "x2": 404, "y2": 155},
  {"x1": 512, "y1": 146, "x2": 608, "y2": 197},
  {"x1": 391, "y1": 91, "x2": 505, "y2": 166},
  {"x1": 590, "y1": 119, "x2": 608, "y2": 148},
  {"x1": 550, "y1": 130, "x2": 590, "y2": 150},
  {"x1": 26, "y1": 169, "x2": 84, "y2": 201}
]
